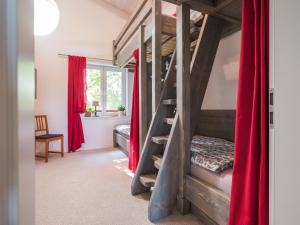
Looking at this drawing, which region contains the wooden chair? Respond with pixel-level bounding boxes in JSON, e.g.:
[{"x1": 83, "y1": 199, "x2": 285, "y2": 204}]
[{"x1": 35, "y1": 115, "x2": 64, "y2": 162}]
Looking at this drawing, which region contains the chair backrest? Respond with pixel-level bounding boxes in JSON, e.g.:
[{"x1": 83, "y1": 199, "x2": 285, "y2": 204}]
[{"x1": 35, "y1": 115, "x2": 49, "y2": 135}]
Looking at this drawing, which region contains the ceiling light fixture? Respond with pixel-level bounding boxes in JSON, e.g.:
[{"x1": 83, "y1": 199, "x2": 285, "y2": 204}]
[{"x1": 34, "y1": 0, "x2": 60, "y2": 36}]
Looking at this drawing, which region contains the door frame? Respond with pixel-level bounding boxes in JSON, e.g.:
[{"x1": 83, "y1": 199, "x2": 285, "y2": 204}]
[
  {"x1": 0, "y1": 0, "x2": 35, "y2": 224},
  {"x1": 270, "y1": 0, "x2": 300, "y2": 224}
]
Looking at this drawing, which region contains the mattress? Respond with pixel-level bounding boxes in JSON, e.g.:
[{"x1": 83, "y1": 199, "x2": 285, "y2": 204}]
[
  {"x1": 191, "y1": 136, "x2": 234, "y2": 173},
  {"x1": 190, "y1": 135, "x2": 234, "y2": 194},
  {"x1": 191, "y1": 164, "x2": 232, "y2": 195},
  {"x1": 115, "y1": 124, "x2": 130, "y2": 139}
]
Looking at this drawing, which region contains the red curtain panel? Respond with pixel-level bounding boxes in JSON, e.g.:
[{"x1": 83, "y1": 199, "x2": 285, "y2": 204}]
[
  {"x1": 129, "y1": 49, "x2": 140, "y2": 172},
  {"x1": 229, "y1": 0, "x2": 269, "y2": 224},
  {"x1": 68, "y1": 56, "x2": 87, "y2": 152}
]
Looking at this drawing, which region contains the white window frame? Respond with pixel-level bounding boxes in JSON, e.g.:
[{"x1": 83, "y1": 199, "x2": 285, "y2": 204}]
[{"x1": 86, "y1": 64, "x2": 126, "y2": 116}]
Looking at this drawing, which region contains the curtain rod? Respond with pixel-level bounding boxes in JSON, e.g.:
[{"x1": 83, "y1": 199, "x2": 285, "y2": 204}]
[{"x1": 58, "y1": 53, "x2": 112, "y2": 62}]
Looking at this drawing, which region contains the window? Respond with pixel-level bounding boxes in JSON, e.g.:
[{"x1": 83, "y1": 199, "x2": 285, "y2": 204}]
[{"x1": 86, "y1": 64, "x2": 126, "y2": 115}]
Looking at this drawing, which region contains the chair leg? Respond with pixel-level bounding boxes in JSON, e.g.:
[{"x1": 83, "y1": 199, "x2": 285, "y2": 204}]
[
  {"x1": 45, "y1": 141, "x2": 49, "y2": 163},
  {"x1": 61, "y1": 137, "x2": 64, "y2": 157}
]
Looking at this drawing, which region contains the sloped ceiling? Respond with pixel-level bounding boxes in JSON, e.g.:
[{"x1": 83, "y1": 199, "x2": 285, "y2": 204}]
[
  {"x1": 94, "y1": 0, "x2": 140, "y2": 16},
  {"x1": 91, "y1": 0, "x2": 177, "y2": 20}
]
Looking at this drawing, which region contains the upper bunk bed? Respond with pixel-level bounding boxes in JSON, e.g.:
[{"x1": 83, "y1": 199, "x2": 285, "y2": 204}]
[
  {"x1": 112, "y1": 0, "x2": 242, "y2": 68},
  {"x1": 113, "y1": 0, "x2": 178, "y2": 68}
]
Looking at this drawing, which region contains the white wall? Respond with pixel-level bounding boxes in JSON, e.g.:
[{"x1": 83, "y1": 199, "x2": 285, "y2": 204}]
[
  {"x1": 35, "y1": 0, "x2": 130, "y2": 151},
  {"x1": 162, "y1": 2, "x2": 176, "y2": 15},
  {"x1": 81, "y1": 116, "x2": 130, "y2": 150},
  {"x1": 203, "y1": 31, "x2": 241, "y2": 109}
]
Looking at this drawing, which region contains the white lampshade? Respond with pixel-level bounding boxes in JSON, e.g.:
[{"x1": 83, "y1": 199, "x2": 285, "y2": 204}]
[
  {"x1": 92, "y1": 101, "x2": 99, "y2": 107},
  {"x1": 34, "y1": 0, "x2": 60, "y2": 36}
]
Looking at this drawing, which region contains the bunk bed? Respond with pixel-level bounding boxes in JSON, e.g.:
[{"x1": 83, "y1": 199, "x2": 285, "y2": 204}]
[
  {"x1": 113, "y1": 0, "x2": 241, "y2": 224},
  {"x1": 113, "y1": 0, "x2": 178, "y2": 68},
  {"x1": 113, "y1": 124, "x2": 130, "y2": 156},
  {"x1": 187, "y1": 110, "x2": 236, "y2": 225},
  {"x1": 113, "y1": 0, "x2": 241, "y2": 68}
]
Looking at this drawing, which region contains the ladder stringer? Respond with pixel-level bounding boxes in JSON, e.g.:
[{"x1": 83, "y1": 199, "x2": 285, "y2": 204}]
[
  {"x1": 148, "y1": 113, "x2": 179, "y2": 222},
  {"x1": 190, "y1": 15, "x2": 224, "y2": 134},
  {"x1": 177, "y1": 14, "x2": 225, "y2": 215},
  {"x1": 131, "y1": 51, "x2": 176, "y2": 195}
]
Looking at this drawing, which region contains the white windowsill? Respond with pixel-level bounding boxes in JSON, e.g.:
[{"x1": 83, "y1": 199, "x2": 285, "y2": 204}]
[{"x1": 81, "y1": 115, "x2": 130, "y2": 120}]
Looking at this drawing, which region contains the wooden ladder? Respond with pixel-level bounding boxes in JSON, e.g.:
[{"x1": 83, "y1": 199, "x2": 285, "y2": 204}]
[
  {"x1": 131, "y1": 12, "x2": 224, "y2": 222},
  {"x1": 131, "y1": 50, "x2": 179, "y2": 222}
]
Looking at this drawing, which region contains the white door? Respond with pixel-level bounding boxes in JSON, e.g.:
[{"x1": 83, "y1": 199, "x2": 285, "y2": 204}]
[{"x1": 270, "y1": 1, "x2": 300, "y2": 224}]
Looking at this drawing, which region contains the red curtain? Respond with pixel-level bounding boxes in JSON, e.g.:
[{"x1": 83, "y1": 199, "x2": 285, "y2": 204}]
[
  {"x1": 229, "y1": 0, "x2": 269, "y2": 224},
  {"x1": 68, "y1": 56, "x2": 87, "y2": 152},
  {"x1": 129, "y1": 49, "x2": 140, "y2": 172}
]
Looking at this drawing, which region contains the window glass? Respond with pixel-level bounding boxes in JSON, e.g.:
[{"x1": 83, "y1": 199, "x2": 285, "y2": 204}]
[
  {"x1": 106, "y1": 70, "x2": 122, "y2": 111},
  {"x1": 86, "y1": 68, "x2": 101, "y2": 109},
  {"x1": 85, "y1": 65, "x2": 125, "y2": 115}
]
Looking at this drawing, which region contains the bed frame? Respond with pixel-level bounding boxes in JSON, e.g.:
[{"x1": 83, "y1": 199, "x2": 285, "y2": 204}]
[
  {"x1": 113, "y1": 0, "x2": 241, "y2": 151},
  {"x1": 113, "y1": 0, "x2": 179, "y2": 151},
  {"x1": 113, "y1": 0, "x2": 241, "y2": 223},
  {"x1": 113, "y1": 129, "x2": 130, "y2": 156},
  {"x1": 188, "y1": 110, "x2": 235, "y2": 225},
  {"x1": 196, "y1": 110, "x2": 235, "y2": 142},
  {"x1": 112, "y1": 0, "x2": 188, "y2": 68},
  {"x1": 113, "y1": 0, "x2": 241, "y2": 68}
]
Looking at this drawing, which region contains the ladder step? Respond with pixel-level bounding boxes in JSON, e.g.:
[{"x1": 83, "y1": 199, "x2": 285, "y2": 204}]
[
  {"x1": 191, "y1": 39, "x2": 198, "y2": 50},
  {"x1": 152, "y1": 154, "x2": 163, "y2": 161},
  {"x1": 152, "y1": 154, "x2": 163, "y2": 169},
  {"x1": 163, "y1": 117, "x2": 174, "y2": 125},
  {"x1": 154, "y1": 158, "x2": 162, "y2": 170},
  {"x1": 152, "y1": 135, "x2": 169, "y2": 144},
  {"x1": 139, "y1": 174, "x2": 156, "y2": 188},
  {"x1": 162, "y1": 99, "x2": 176, "y2": 106}
]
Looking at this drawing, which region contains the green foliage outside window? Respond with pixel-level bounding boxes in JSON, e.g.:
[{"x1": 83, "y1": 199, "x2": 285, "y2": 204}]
[
  {"x1": 86, "y1": 68, "x2": 101, "y2": 111},
  {"x1": 86, "y1": 66, "x2": 124, "y2": 114},
  {"x1": 106, "y1": 71, "x2": 122, "y2": 110},
  {"x1": 117, "y1": 105, "x2": 126, "y2": 112}
]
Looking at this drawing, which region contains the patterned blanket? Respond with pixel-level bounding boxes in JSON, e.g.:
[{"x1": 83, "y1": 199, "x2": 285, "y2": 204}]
[
  {"x1": 115, "y1": 125, "x2": 131, "y2": 139},
  {"x1": 191, "y1": 136, "x2": 234, "y2": 173}
]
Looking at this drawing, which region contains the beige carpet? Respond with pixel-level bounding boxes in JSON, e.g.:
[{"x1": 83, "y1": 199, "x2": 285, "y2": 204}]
[{"x1": 36, "y1": 148, "x2": 201, "y2": 225}]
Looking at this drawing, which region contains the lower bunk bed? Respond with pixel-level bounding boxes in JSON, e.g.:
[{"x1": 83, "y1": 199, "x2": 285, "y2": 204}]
[
  {"x1": 113, "y1": 124, "x2": 130, "y2": 156},
  {"x1": 186, "y1": 110, "x2": 235, "y2": 225}
]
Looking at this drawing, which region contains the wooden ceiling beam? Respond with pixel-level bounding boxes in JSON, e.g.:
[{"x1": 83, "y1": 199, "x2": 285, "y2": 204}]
[
  {"x1": 164, "y1": 0, "x2": 241, "y2": 25},
  {"x1": 182, "y1": 0, "x2": 215, "y2": 11},
  {"x1": 164, "y1": 0, "x2": 215, "y2": 10}
]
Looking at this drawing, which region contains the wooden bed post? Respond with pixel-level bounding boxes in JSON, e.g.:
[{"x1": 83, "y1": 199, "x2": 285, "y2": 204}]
[
  {"x1": 151, "y1": 0, "x2": 162, "y2": 115},
  {"x1": 138, "y1": 25, "x2": 148, "y2": 152},
  {"x1": 112, "y1": 40, "x2": 116, "y2": 65},
  {"x1": 190, "y1": 15, "x2": 224, "y2": 135},
  {"x1": 176, "y1": 3, "x2": 191, "y2": 214}
]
